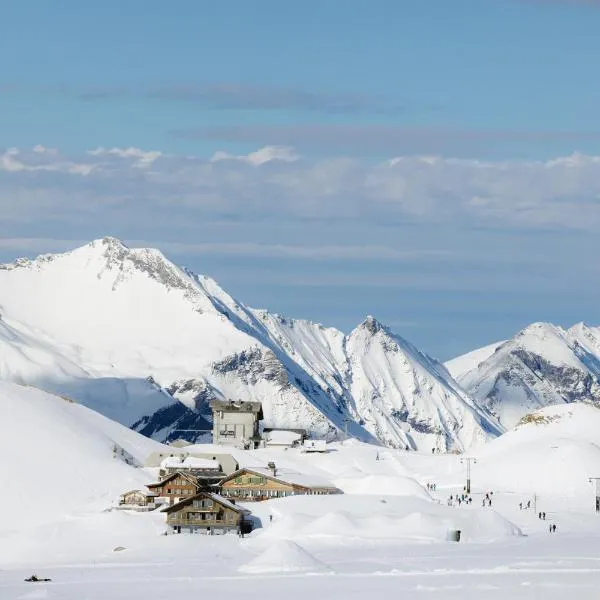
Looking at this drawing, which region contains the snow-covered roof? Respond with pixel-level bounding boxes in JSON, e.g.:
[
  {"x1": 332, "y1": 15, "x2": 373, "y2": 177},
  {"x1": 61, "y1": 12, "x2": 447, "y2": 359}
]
[
  {"x1": 162, "y1": 491, "x2": 250, "y2": 515},
  {"x1": 160, "y1": 456, "x2": 220, "y2": 470},
  {"x1": 233, "y1": 467, "x2": 338, "y2": 490},
  {"x1": 265, "y1": 430, "x2": 303, "y2": 445},
  {"x1": 182, "y1": 457, "x2": 220, "y2": 470}
]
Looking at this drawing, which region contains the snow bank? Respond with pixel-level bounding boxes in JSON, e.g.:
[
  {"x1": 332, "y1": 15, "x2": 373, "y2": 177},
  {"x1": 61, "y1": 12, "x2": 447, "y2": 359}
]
[
  {"x1": 239, "y1": 539, "x2": 332, "y2": 574},
  {"x1": 334, "y1": 474, "x2": 430, "y2": 499},
  {"x1": 249, "y1": 494, "x2": 521, "y2": 547}
]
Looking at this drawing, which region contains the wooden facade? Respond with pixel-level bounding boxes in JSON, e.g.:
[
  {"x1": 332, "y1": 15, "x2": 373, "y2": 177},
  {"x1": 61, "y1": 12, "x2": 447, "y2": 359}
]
[
  {"x1": 146, "y1": 472, "x2": 199, "y2": 505},
  {"x1": 162, "y1": 492, "x2": 251, "y2": 534},
  {"x1": 219, "y1": 468, "x2": 341, "y2": 502}
]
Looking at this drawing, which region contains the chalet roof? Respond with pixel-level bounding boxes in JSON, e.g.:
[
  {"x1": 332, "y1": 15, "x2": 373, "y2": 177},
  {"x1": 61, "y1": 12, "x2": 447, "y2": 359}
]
[
  {"x1": 146, "y1": 471, "x2": 199, "y2": 489},
  {"x1": 161, "y1": 492, "x2": 251, "y2": 515},
  {"x1": 221, "y1": 467, "x2": 339, "y2": 491}
]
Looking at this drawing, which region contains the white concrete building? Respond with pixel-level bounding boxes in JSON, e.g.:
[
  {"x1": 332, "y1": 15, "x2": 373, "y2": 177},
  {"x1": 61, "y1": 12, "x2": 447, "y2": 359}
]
[{"x1": 210, "y1": 399, "x2": 263, "y2": 449}]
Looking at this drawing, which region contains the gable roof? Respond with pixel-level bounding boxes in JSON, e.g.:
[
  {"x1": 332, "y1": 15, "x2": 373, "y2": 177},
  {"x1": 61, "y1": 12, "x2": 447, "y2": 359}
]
[
  {"x1": 161, "y1": 492, "x2": 251, "y2": 515},
  {"x1": 146, "y1": 471, "x2": 199, "y2": 489},
  {"x1": 220, "y1": 467, "x2": 338, "y2": 490}
]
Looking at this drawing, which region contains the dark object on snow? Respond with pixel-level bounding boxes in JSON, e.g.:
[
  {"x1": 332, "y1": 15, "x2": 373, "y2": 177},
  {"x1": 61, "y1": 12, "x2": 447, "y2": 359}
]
[
  {"x1": 25, "y1": 575, "x2": 52, "y2": 582},
  {"x1": 449, "y1": 529, "x2": 461, "y2": 542}
]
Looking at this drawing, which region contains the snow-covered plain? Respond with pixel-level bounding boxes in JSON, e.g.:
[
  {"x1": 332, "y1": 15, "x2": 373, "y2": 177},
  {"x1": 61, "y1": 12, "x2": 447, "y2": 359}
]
[{"x1": 2, "y1": 382, "x2": 600, "y2": 599}]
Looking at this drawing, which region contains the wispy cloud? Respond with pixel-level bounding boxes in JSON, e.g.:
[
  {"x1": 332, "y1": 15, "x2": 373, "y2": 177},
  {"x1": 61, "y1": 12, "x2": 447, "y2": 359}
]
[
  {"x1": 0, "y1": 82, "x2": 413, "y2": 115},
  {"x1": 173, "y1": 124, "x2": 600, "y2": 154},
  {"x1": 146, "y1": 83, "x2": 411, "y2": 115}
]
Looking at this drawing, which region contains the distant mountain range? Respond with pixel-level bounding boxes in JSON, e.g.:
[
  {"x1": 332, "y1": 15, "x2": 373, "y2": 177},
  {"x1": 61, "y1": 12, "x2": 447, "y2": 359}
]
[{"x1": 1, "y1": 237, "x2": 598, "y2": 450}]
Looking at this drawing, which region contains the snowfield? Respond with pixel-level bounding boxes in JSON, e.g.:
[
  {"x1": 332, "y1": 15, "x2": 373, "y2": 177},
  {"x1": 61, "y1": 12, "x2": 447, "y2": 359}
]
[{"x1": 2, "y1": 383, "x2": 600, "y2": 598}]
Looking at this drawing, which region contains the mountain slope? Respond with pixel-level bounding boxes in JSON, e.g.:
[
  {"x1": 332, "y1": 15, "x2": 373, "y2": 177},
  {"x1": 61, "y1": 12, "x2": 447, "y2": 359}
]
[
  {"x1": 0, "y1": 381, "x2": 165, "y2": 534},
  {"x1": 456, "y1": 322, "x2": 600, "y2": 428},
  {"x1": 0, "y1": 237, "x2": 499, "y2": 450},
  {"x1": 444, "y1": 341, "x2": 504, "y2": 380},
  {"x1": 345, "y1": 317, "x2": 502, "y2": 450}
]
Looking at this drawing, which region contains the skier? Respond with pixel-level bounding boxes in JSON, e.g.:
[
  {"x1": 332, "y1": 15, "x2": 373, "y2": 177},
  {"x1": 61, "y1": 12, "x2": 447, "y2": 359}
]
[
  {"x1": 538, "y1": 512, "x2": 542, "y2": 520},
  {"x1": 527, "y1": 500, "x2": 531, "y2": 509},
  {"x1": 543, "y1": 512, "x2": 546, "y2": 520},
  {"x1": 519, "y1": 502, "x2": 523, "y2": 510},
  {"x1": 549, "y1": 524, "x2": 553, "y2": 533},
  {"x1": 552, "y1": 524, "x2": 557, "y2": 533}
]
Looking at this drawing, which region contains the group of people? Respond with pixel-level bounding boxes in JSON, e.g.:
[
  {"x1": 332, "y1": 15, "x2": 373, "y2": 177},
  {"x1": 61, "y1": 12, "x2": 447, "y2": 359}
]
[
  {"x1": 482, "y1": 492, "x2": 493, "y2": 507},
  {"x1": 426, "y1": 482, "x2": 437, "y2": 492},
  {"x1": 447, "y1": 493, "x2": 474, "y2": 507},
  {"x1": 537, "y1": 511, "x2": 547, "y2": 520},
  {"x1": 519, "y1": 500, "x2": 532, "y2": 510},
  {"x1": 549, "y1": 523, "x2": 558, "y2": 533}
]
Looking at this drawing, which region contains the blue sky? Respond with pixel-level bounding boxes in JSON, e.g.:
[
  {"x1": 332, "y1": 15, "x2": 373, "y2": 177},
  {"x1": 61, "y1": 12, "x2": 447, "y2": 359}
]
[{"x1": 1, "y1": 0, "x2": 600, "y2": 359}]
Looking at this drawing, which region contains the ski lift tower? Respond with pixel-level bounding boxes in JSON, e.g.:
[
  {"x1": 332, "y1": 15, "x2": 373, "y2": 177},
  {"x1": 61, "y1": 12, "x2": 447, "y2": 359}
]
[
  {"x1": 589, "y1": 477, "x2": 600, "y2": 513},
  {"x1": 460, "y1": 457, "x2": 477, "y2": 494}
]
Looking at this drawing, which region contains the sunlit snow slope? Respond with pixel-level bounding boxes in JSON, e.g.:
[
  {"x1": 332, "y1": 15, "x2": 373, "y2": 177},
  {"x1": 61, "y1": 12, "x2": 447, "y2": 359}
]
[{"x1": 0, "y1": 381, "x2": 165, "y2": 533}]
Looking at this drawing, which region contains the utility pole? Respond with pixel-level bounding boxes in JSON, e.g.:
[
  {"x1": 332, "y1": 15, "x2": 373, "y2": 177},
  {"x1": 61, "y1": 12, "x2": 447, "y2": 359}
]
[
  {"x1": 589, "y1": 477, "x2": 600, "y2": 513},
  {"x1": 460, "y1": 457, "x2": 477, "y2": 494}
]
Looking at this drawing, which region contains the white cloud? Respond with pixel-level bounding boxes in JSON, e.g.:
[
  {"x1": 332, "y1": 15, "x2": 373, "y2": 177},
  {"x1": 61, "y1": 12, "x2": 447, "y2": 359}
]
[
  {"x1": 210, "y1": 145, "x2": 300, "y2": 166},
  {"x1": 88, "y1": 146, "x2": 162, "y2": 169},
  {"x1": 2, "y1": 145, "x2": 600, "y2": 232}
]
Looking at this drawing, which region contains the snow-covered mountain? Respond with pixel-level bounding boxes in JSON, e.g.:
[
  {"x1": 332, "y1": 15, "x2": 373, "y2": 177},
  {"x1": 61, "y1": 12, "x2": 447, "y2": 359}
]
[
  {"x1": 0, "y1": 237, "x2": 500, "y2": 451},
  {"x1": 454, "y1": 322, "x2": 600, "y2": 429}
]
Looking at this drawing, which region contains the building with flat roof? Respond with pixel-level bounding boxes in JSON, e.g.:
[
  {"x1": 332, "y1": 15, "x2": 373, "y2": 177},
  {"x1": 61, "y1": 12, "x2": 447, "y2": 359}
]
[{"x1": 210, "y1": 399, "x2": 263, "y2": 449}]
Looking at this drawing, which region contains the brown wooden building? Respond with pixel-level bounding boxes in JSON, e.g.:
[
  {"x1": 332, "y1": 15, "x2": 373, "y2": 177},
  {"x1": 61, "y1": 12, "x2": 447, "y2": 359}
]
[
  {"x1": 162, "y1": 491, "x2": 251, "y2": 534},
  {"x1": 146, "y1": 472, "x2": 200, "y2": 505},
  {"x1": 218, "y1": 466, "x2": 341, "y2": 502}
]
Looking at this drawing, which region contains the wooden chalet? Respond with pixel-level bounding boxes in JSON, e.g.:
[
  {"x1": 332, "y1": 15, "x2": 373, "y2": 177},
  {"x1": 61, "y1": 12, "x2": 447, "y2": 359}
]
[
  {"x1": 218, "y1": 465, "x2": 341, "y2": 502},
  {"x1": 161, "y1": 491, "x2": 252, "y2": 534},
  {"x1": 118, "y1": 489, "x2": 157, "y2": 511},
  {"x1": 146, "y1": 471, "x2": 200, "y2": 505}
]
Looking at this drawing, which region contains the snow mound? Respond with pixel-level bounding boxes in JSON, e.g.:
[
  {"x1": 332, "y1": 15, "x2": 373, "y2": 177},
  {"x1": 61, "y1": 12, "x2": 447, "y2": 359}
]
[
  {"x1": 301, "y1": 511, "x2": 360, "y2": 536},
  {"x1": 239, "y1": 539, "x2": 331, "y2": 574},
  {"x1": 334, "y1": 474, "x2": 430, "y2": 499}
]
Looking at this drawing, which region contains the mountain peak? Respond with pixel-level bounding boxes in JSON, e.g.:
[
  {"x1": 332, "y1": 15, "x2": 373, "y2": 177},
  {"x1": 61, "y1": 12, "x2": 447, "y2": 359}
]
[{"x1": 359, "y1": 315, "x2": 386, "y2": 336}]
